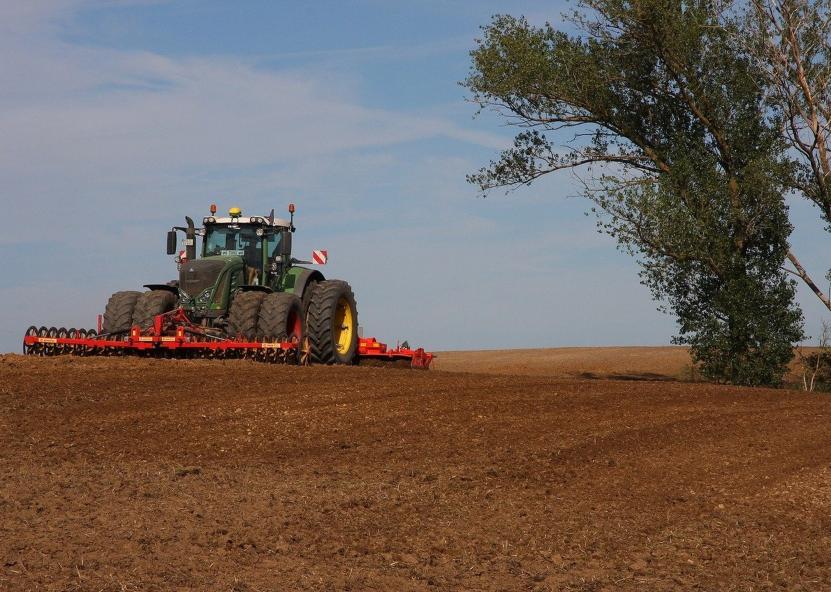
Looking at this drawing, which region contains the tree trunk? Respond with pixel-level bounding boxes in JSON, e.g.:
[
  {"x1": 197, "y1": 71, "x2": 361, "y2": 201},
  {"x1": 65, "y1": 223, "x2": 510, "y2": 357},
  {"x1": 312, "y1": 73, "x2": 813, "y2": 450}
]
[{"x1": 786, "y1": 249, "x2": 831, "y2": 311}]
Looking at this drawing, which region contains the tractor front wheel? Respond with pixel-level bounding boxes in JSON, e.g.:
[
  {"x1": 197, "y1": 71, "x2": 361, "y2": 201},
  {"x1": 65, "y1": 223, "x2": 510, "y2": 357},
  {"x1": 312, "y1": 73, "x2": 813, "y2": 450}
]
[
  {"x1": 226, "y1": 291, "x2": 266, "y2": 340},
  {"x1": 258, "y1": 293, "x2": 304, "y2": 343},
  {"x1": 102, "y1": 291, "x2": 142, "y2": 335},
  {"x1": 307, "y1": 280, "x2": 358, "y2": 365},
  {"x1": 132, "y1": 290, "x2": 177, "y2": 329}
]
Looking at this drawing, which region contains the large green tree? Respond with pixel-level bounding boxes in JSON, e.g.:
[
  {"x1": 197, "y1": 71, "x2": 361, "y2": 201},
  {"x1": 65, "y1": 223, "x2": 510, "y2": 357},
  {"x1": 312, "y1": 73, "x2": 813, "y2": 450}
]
[{"x1": 465, "y1": 0, "x2": 804, "y2": 385}]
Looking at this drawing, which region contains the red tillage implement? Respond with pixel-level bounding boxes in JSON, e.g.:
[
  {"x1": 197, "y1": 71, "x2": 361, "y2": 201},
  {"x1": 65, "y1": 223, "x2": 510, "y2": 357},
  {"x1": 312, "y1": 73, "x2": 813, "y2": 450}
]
[
  {"x1": 358, "y1": 337, "x2": 435, "y2": 369},
  {"x1": 23, "y1": 308, "x2": 434, "y2": 369}
]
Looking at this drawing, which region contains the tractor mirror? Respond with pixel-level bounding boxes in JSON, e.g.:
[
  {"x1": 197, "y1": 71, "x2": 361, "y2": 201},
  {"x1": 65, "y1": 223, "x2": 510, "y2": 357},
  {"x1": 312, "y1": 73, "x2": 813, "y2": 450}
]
[
  {"x1": 280, "y1": 229, "x2": 292, "y2": 258},
  {"x1": 166, "y1": 230, "x2": 177, "y2": 255}
]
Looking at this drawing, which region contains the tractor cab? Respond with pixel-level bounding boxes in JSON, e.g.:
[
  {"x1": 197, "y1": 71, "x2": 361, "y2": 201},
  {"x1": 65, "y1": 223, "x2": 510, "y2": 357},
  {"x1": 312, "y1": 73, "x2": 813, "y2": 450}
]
[
  {"x1": 201, "y1": 209, "x2": 292, "y2": 287},
  {"x1": 168, "y1": 206, "x2": 296, "y2": 318}
]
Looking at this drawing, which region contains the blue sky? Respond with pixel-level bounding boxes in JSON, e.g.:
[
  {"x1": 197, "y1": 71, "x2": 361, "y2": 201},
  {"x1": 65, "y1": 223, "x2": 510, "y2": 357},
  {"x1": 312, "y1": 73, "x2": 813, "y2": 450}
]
[{"x1": 1, "y1": 0, "x2": 829, "y2": 353}]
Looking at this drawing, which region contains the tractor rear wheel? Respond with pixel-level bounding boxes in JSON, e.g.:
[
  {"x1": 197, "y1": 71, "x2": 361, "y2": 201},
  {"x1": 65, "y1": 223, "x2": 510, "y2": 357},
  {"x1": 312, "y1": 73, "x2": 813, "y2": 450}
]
[
  {"x1": 307, "y1": 280, "x2": 358, "y2": 365},
  {"x1": 132, "y1": 290, "x2": 177, "y2": 329},
  {"x1": 301, "y1": 280, "x2": 318, "y2": 318},
  {"x1": 258, "y1": 293, "x2": 304, "y2": 343},
  {"x1": 226, "y1": 291, "x2": 266, "y2": 340},
  {"x1": 102, "y1": 291, "x2": 142, "y2": 335}
]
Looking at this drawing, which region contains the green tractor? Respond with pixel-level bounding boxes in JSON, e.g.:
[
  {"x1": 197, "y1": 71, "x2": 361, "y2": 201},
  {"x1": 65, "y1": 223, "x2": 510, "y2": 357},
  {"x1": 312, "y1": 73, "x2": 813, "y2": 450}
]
[{"x1": 102, "y1": 204, "x2": 359, "y2": 365}]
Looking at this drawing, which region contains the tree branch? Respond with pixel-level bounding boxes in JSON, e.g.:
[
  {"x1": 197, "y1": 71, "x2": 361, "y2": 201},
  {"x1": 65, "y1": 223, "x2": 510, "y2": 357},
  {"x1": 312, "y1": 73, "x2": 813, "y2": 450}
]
[{"x1": 785, "y1": 249, "x2": 831, "y2": 310}]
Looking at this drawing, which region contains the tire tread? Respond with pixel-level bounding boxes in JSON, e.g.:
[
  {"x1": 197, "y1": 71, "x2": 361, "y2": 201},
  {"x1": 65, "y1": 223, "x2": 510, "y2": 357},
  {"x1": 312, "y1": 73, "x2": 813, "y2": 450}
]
[
  {"x1": 258, "y1": 293, "x2": 304, "y2": 342},
  {"x1": 132, "y1": 291, "x2": 177, "y2": 329},
  {"x1": 102, "y1": 291, "x2": 142, "y2": 334},
  {"x1": 307, "y1": 280, "x2": 358, "y2": 365},
  {"x1": 226, "y1": 291, "x2": 266, "y2": 339}
]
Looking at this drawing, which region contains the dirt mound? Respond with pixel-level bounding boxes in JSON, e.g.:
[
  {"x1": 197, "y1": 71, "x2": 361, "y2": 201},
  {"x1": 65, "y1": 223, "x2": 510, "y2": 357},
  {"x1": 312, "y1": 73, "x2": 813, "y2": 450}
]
[{"x1": 2, "y1": 354, "x2": 830, "y2": 590}]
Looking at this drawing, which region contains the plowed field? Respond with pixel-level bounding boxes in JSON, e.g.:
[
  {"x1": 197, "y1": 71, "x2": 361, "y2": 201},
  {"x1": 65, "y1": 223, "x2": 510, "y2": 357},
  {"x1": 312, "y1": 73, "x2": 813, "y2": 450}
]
[{"x1": 1, "y1": 352, "x2": 830, "y2": 591}]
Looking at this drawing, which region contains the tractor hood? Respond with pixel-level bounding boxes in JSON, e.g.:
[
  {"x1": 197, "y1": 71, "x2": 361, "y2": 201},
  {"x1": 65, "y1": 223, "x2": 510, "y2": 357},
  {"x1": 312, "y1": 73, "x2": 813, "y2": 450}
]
[{"x1": 179, "y1": 255, "x2": 241, "y2": 299}]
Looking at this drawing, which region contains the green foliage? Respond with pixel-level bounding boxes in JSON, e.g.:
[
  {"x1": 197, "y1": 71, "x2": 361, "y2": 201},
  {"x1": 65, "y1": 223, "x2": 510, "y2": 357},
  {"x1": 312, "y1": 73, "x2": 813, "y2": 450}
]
[{"x1": 465, "y1": 0, "x2": 804, "y2": 385}]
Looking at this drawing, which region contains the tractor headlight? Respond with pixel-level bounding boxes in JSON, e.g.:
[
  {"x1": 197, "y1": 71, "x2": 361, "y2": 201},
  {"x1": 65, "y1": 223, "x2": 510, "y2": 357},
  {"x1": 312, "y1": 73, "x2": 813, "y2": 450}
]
[{"x1": 203, "y1": 216, "x2": 216, "y2": 224}]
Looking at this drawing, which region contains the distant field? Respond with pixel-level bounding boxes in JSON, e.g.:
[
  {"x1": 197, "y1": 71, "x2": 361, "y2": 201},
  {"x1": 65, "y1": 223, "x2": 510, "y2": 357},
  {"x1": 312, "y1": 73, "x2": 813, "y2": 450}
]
[
  {"x1": 434, "y1": 346, "x2": 692, "y2": 380},
  {"x1": 435, "y1": 346, "x2": 819, "y2": 384}
]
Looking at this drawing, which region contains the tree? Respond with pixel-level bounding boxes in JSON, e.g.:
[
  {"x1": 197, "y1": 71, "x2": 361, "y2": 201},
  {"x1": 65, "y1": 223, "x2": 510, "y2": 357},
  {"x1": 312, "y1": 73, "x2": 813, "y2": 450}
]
[
  {"x1": 797, "y1": 319, "x2": 831, "y2": 391},
  {"x1": 747, "y1": 0, "x2": 831, "y2": 309},
  {"x1": 465, "y1": 0, "x2": 804, "y2": 385}
]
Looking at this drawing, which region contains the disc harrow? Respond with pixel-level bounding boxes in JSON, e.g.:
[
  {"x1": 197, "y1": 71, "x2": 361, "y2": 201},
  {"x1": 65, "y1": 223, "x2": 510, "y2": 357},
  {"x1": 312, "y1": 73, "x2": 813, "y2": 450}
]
[
  {"x1": 22, "y1": 309, "x2": 433, "y2": 368},
  {"x1": 22, "y1": 308, "x2": 300, "y2": 365}
]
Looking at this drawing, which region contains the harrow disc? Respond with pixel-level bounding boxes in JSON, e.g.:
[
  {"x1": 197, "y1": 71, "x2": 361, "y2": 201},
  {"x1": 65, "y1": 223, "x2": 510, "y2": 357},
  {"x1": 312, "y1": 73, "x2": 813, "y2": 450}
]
[
  {"x1": 36, "y1": 326, "x2": 48, "y2": 356},
  {"x1": 57, "y1": 328, "x2": 68, "y2": 354},
  {"x1": 23, "y1": 326, "x2": 38, "y2": 355},
  {"x1": 75, "y1": 329, "x2": 88, "y2": 355},
  {"x1": 85, "y1": 329, "x2": 97, "y2": 355},
  {"x1": 45, "y1": 327, "x2": 58, "y2": 355}
]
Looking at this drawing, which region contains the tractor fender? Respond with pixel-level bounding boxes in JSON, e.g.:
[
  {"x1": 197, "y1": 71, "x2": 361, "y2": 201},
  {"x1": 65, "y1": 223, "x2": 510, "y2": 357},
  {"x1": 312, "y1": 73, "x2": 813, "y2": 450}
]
[
  {"x1": 288, "y1": 268, "x2": 325, "y2": 300},
  {"x1": 143, "y1": 284, "x2": 179, "y2": 296},
  {"x1": 239, "y1": 285, "x2": 273, "y2": 293}
]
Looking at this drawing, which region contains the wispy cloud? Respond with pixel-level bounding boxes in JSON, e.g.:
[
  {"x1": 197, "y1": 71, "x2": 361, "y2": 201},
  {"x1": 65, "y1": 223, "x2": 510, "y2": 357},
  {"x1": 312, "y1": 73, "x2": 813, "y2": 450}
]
[
  {"x1": 0, "y1": 0, "x2": 681, "y2": 352},
  {"x1": 0, "y1": 3, "x2": 505, "y2": 247},
  {"x1": 256, "y1": 35, "x2": 473, "y2": 65}
]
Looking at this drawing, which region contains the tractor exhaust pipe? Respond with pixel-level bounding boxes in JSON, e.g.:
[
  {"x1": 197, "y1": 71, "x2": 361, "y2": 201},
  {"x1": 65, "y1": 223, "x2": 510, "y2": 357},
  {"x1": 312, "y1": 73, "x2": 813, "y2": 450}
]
[{"x1": 185, "y1": 216, "x2": 197, "y2": 261}]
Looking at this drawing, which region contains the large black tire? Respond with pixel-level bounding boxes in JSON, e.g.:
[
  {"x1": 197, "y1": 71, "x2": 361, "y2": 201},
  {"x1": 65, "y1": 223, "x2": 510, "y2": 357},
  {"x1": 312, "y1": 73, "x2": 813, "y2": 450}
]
[
  {"x1": 226, "y1": 291, "x2": 266, "y2": 340},
  {"x1": 102, "y1": 291, "x2": 142, "y2": 335},
  {"x1": 258, "y1": 293, "x2": 304, "y2": 343},
  {"x1": 132, "y1": 290, "x2": 177, "y2": 329},
  {"x1": 307, "y1": 280, "x2": 358, "y2": 365},
  {"x1": 301, "y1": 281, "x2": 318, "y2": 318}
]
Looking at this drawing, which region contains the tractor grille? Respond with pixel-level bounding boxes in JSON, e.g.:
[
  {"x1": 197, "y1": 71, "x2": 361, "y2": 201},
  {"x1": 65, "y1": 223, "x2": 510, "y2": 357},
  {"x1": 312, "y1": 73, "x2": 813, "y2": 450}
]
[{"x1": 180, "y1": 259, "x2": 225, "y2": 298}]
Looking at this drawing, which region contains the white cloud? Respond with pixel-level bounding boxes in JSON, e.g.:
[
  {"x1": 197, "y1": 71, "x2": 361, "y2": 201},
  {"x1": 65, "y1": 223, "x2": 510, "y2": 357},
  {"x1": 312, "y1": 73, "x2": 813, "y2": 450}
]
[{"x1": 0, "y1": 1, "x2": 504, "y2": 244}]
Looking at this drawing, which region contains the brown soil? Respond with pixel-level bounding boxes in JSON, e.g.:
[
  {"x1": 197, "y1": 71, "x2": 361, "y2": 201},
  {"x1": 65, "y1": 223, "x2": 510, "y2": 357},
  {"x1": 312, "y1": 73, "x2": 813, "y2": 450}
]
[
  {"x1": 434, "y1": 347, "x2": 693, "y2": 380},
  {"x1": 2, "y1": 353, "x2": 830, "y2": 591},
  {"x1": 436, "y1": 346, "x2": 822, "y2": 385}
]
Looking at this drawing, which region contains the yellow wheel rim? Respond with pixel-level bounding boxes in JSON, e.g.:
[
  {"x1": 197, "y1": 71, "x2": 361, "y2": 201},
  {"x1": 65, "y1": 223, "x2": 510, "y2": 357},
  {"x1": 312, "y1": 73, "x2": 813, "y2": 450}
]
[{"x1": 334, "y1": 296, "x2": 354, "y2": 353}]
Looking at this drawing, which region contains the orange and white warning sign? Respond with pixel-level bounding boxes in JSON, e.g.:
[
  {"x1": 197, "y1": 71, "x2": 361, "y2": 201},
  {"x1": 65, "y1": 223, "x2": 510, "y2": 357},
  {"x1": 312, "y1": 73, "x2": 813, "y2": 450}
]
[{"x1": 312, "y1": 250, "x2": 328, "y2": 265}]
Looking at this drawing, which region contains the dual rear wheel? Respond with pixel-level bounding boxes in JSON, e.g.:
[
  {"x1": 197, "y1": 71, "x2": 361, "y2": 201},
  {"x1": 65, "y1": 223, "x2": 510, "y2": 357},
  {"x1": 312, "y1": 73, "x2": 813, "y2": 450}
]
[
  {"x1": 133, "y1": 291, "x2": 177, "y2": 329},
  {"x1": 306, "y1": 280, "x2": 358, "y2": 365},
  {"x1": 102, "y1": 290, "x2": 177, "y2": 335},
  {"x1": 225, "y1": 280, "x2": 358, "y2": 365},
  {"x1": 103, "y1": 278, "x2": 358, "y2": 365},
  {"x1": 226, "y1": 291, "x2": 304, "y2": 344}
]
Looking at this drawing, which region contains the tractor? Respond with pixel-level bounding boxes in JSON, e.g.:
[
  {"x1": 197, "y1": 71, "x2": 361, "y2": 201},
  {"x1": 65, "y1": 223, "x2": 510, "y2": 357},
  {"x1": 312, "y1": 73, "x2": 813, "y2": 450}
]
[{"x1": 102, "y1": 204, "x2": 358, "y2": 365}]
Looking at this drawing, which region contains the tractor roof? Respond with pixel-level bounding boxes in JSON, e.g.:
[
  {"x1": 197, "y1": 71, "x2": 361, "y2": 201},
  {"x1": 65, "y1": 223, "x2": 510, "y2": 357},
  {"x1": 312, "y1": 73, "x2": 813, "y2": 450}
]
[{"x1": 204, "y1": 216, "x2": 291, "y2": 228}]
